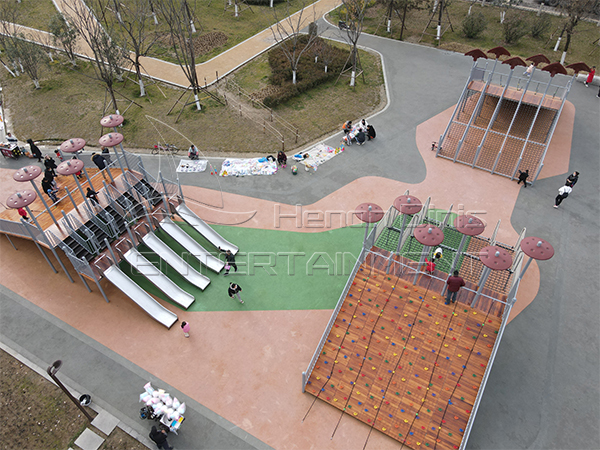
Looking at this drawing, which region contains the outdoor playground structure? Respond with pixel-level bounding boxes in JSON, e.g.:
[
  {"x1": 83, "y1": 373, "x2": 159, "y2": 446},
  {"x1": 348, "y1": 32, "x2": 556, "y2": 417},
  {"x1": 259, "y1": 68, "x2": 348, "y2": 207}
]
[{"x1": 1, "y1": 114, "x2": 239, "y2": 328}]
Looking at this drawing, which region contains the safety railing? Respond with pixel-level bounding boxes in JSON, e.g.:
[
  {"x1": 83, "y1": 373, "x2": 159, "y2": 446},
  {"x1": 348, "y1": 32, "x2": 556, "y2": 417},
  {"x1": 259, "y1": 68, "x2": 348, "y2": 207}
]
[
  {"x1": 60, "y1": 212, "x2": 101, "y2": 256},
  {"x1": 302, "y1": 245, "x2": 367, "y2": 392}
]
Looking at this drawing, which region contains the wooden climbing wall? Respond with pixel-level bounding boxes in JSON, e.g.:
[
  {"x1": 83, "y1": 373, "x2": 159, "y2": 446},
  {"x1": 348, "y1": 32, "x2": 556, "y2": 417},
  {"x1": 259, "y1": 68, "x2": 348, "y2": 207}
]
[{"x1": 306, "y1": 256, "x2": 503, "y2": 450}]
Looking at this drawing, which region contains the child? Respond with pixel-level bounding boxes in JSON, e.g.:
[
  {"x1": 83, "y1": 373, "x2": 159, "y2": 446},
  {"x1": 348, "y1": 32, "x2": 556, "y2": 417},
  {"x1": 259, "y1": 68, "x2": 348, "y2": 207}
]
[
  {"x1": 277, "y1": 150, "x2": 287, "y2": 168},
  {"x1": 585, "y1": 66, "x2": 595, "y2": 87},
  {"x1": 181, "y1": 321, "x2": 190, "y2": 338},
  {"x1": 17, "y1": 207, "x2": 29, "y2": 221}
]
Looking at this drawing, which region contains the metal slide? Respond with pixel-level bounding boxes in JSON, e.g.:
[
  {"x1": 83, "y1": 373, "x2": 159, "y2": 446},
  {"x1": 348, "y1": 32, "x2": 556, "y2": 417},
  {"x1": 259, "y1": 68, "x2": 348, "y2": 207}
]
[
  {"x1": 159, "y1": 216, "x2": 225, "y2": 273},
  {"x1": 142, "y1": 232, "x2": 210, "y2": 291},
  {"x1": 123, "y1": 248, "x2": 195, "y2": 309},
  {"x1": 103, "y1": 265, "x2": 178, "y2": 328},
  {"x1": 176, "y1": 204, "x2": 239, "y2": 255}
]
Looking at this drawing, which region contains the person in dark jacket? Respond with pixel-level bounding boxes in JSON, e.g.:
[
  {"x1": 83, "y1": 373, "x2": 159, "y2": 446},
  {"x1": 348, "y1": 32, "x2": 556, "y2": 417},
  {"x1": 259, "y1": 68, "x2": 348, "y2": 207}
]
[
  {"x1": 366, "y1": 124, "x2": 376, "y2": 141},
  {"x1": 44, "y1": 155, "x2": 58, "y2": 177},
  {"x1": 91, "y1": 153, "x2": 107, "y2": 170},
  {"x1": 41, "y1": 177, "x2": 59, "y2": 203},
  {"x1": 228, "y1": 282, "x2": 243, "y2": 304},
  {"x1": 517, "y1": 169, "x2": 529, "y2": 187},
  {"x1": 149, "y1": 425, "x2": 172, "y2": 450},
  {"x1": 355, "y1": 130, "x2": 366, "y2": 145},
  {"x1": 86, "y1": 188, "x2": 99, "y2": 206},
  {"x1": 277, "y1": 150, "x2": 287, "y2": 168},
  {"x1": 27, "y1": 139, "x2": 42, "y2": 162},
  {"x1": 565, "y1": 171, "x2": 579, "y2": 188},
  {"x1": 445, "y1": 271, "x2": 465, "y2": 305},
  {"x1": 219, "y1": 247, "x2": 237, "y2": 276}
]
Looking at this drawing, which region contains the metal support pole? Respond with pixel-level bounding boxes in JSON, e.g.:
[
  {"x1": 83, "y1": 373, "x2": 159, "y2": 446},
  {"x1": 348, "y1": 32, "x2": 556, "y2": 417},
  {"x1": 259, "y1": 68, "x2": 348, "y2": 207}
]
[
  {"x1": 125, "y1": 223, "x2": 136, "y2": 247},
  {"x1": 104, "y1": 238, "x2": 119, "y2": 265},
  {"x1": 112, "y1": 144, "x2": 126, "y2": 175},
  {"x1": 29, "y1": 180, "x2": 60, "y2": 228},
  {"x1": 64, "y1": 186, "x2": 79, "y2": 212},
  {"x1": 159, "y1": 171, "x2": 169, "y2": 199},
  {"x1": 47, "y1": 361, "x2": 93, "y2": 422},
  {"x1": 472, "y1": 267, "x2": 491, "y2": 307},
  {"x1": 449, "y1": 234, "x2": 468, "y2": 275},
  {"x1": 106, "y1": 166, "x2": 116, "y2": 185},
  {"x1": 81, "y1": 166, "x2": 94, "y2": 189},
  {"x1": 4, "y1": 233, "x2": 18, "y2": 250},
  {"x1": 143, "y1": 205, "x2": 154, "y2": 231},
  {"x1": 77, "y1": 272, "x2": 92, "y2": 293},
  {"x1": 20, "y1": 218, "x2": 57, "y2": 274},
  {"x1": 177, "y1": 176, "x2": 184, "y2": 202},
  {"x1": 413, "y1": 245, "x2": 430, "y2": 285},
  {"x1": 517, "y1": 257, "x2": 535, "y2": 282}
]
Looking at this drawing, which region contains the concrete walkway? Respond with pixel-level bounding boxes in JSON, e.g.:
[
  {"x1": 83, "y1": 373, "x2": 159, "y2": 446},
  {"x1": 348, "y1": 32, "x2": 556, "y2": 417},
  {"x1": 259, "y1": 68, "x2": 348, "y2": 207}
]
[{"x1": 1, "y1": 4, "x2": 599, "y2": 450}]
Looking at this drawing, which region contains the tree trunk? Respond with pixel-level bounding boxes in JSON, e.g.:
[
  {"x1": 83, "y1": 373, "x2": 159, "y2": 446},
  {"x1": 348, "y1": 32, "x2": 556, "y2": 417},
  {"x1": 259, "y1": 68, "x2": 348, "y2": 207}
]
[
  {"x1": 33, "y1": 78, "x2": 40, "y2": 89},
  {"x1": 136, "y1": 59, "x2": 145, "y2": 97},
  {"x1": 194, "y1": 92, "x2": 201, "y2": 110},
  {"x1": 400, "y1": 3, "x2": 408, "y2": 40},
  {"x1": 293, "y1": 69, "x2": 297, "y2": 84}
]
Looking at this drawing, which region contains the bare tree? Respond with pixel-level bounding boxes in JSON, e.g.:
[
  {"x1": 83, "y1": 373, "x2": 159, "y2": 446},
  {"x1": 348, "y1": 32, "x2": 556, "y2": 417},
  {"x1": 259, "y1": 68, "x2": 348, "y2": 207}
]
[
  {"x1": 269, "y1": 1, "x2": 320, "y2": 85},
  {"x1": 96, "y1": 0, "x2": 161, "y2": 97},
  {"x1": 340, "y1": 0, "x2": 367, "y2": 87},
  {"x1": 555, "y1": 0, "x2": 598, "y2": 65},
  {"x1": 157, "y1": 0, "x2": 202, "y2": 110},
  {"x1": 0, "y1": 3, "x2": 46, "y2": 88},
  {"x1": 64, "y1": 0, "x2": 128, "y2": 113},
  {"x1": 49, "y1": 12, "x2": 79, "y2": 66}
]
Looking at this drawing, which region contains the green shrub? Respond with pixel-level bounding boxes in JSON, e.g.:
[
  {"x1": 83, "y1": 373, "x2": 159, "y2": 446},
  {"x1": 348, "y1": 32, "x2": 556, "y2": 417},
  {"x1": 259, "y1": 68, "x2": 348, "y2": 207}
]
[
  {"x1": 263, "y1": 36, "x2": 347, "y2": 107},
  {"x1": 502, "y1": 12, "x2": 528, "y2": 45},
  {"x1": 462, "y1": 12, "x2": 488, "y2": 39},
  {"x1": 530, "y1": 13, "x2": 551, "y2": 39}
]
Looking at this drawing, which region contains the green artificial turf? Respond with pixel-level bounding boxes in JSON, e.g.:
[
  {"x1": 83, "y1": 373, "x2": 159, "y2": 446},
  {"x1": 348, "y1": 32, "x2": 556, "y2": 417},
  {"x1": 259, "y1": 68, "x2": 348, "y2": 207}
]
[{"x1": 119, "y1": 222, "x2": 364, "y2": 312}]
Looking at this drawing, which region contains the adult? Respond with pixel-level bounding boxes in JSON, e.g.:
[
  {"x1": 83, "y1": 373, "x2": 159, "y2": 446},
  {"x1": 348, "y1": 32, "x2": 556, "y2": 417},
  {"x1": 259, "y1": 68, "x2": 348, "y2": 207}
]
[
  {"x1": 366, "y1": 124, "x2": 376, "y2": 141},
  {"x1": 554, "y1": 184, "x2": 572, "y2": 208},
  {"x1": 584, "y1": 66, "x2": 595, "y2": 87},
  {"x1": 101, "y1": 146, "x2": 112, "y2": 164},
  {"x1": 358, "y1": 118, "x2": 368, "y2": 132},
  {"x1": 27, "y1": 139, "x2": 42, "y2": 162},
  {"x1": 44, "y1": 167, "x2": 56, "y2": 184},
  {"x1": 91, "y1": 153, "x2": 107, "y2": 170},
  {"x1": 342, "y1": 120, "x2": 352, "y2": 135},
  {"x1": 228, "y1": 282, "x2": 243, "y2": 304},
  {"x1": 188, "y1": 144, "x2": 199, "y2": 160},
  {"x1": 517, "y1": 169, "x2": 529, "y2": 187},
  {"x1": 86, "y1": 188, "x2": 99, "y2": 206},
  {"x1": 149, "y1": 425, "x2": 173, "y2": 450},
  {"x1": 181, "y1": 321, "x2": 190, "y2": 338},
  {"x1": 41, "y1": 177, "x2": 59, "y2": 203},
  {"x1": 355, "y1": 131, "x2": 366, "y2": 146},
  {"x1": 43, "y1": 155, "x2": 57, "y2": 177},
  {"x1": 6, "y1": 132, "x2": 18, "y2": 146},
  {"x1": 277, "y1": 150, "x2": 287, "y2": 168},
  {"x1": 445, "y1": 271, "x2": 465, "y2": 305},
  {"x1": 219, "y1": 247, "x2": 237, "y2": 275},
  {"x1": 565, "y1": 171, "x2": 579, "y2": 188}
]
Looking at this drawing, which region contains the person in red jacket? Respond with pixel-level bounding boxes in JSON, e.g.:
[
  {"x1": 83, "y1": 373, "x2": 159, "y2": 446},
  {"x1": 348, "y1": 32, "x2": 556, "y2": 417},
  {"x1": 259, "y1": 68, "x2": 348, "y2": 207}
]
[
  {"x1": 584, "y1": 66, "x2": 595, "y2": 87},
  {"x1": 445, "y1": 270, "x2": 465, "y2": 305}
]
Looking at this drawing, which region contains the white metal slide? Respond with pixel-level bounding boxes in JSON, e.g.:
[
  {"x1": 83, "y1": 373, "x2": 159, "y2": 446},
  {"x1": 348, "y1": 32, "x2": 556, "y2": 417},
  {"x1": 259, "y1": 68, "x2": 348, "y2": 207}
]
[
  {"x1": 159, "y1": 216, "x2": 225, "y2": 273},
  {"x1": 123, "y1": 248, "x2": 195, "y2": 309},
  {"x1": 143, "y1": 232, "x2": 210, "y2": 291},
  {"x1": 176, "y1": 204, "x2": 239, "y2": 255},
  {"x1": 103, "y1": 265, "x2": 178, "y2": 328}
]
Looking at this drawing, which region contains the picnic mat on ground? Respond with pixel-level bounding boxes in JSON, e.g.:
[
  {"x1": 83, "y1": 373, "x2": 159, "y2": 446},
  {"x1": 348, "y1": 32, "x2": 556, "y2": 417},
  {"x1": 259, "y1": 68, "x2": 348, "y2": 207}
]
[
  {"x1": 292, "y1": 143, "x2": 343, "y2": 170},
  {"x1": 177, "y1": 159, "x2": 207, "y2": 173},
  {"x1": 219, "y1": 157, "x2": 277, "y2": 177}
]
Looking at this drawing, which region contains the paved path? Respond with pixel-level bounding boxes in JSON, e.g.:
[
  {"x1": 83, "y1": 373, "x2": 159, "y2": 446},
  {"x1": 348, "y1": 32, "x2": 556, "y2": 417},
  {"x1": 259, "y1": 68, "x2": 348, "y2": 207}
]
[{"x1": 1, "y1": 4, "x2": 599, "y2": 450}]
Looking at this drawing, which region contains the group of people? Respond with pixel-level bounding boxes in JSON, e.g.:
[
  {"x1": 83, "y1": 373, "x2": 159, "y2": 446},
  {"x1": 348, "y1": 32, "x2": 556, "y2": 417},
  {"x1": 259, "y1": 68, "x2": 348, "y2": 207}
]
[
  {"x1": 342, "y1": 119, "x2": 376, "y2": 146},
  {"x1": 554, "y1": 171, "x2": 579, "y2": 209}
]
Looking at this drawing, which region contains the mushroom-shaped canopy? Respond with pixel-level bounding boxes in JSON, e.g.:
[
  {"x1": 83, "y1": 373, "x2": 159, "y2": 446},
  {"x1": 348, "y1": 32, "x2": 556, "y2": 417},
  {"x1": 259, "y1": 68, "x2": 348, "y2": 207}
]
[
  {"x1": 526, "y1": 54, "x2": 551, "y2": 66},
  {"x1": 520, "y1": 237, "x2": 554, "y2": 261},
  {"x1": 100, "y1": 114, "x2": 124, "y2": 128},
  {"x1": 13, "y1": 165, "x2": 42, "y2": 182},
  {"x1": 487, "y1": 46, "x2": 510, "y2": 59},
  {"x1": 60, "y1": 138, "x2": 86, "y2": 153},
  {"x1": 502, "y1": 56, "x2": 527, "y2": 70},
  {"x1": 479, "y1": 245, "x2": 512, "y2": 271},
  {"x1": 99, "y1": 133, "x2": 124, "y2": 147},
  {"x1": 465, "y1": 49, "x2": 487, "y2": 62},
  {"x1": 354, "y1": 203, "x2": 384, "y2": 224},
  {"x1": 7, "y1": 190, "x2": 37, "y2": 208},
  {"x1": 57, "y1": 159, "x2": 85, "y2": 176},
  {"x1": 565, "y1": 62, "x2": 591, "y2": 75},
  {"x1": 542, "y1": 62, "x2": 568, "y2": 78},
  {"x1": 413, "y1": 224, "x2": 444, "y2": 247}
]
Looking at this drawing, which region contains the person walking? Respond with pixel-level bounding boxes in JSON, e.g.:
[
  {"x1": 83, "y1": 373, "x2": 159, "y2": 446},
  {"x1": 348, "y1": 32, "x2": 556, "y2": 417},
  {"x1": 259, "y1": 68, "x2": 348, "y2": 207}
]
[
  {"x1": 584, "y1": 66, "x2": 595, "y2": 87},
  {"x1": 445, "y1": 270, "x2": 465, "y2": 305},
  {"x1": 565, "y1": 171, "x2": 579, "y2": 188},
  {"x1": 219, "y1": 247, "x2": 237, "y2": 276},
  {"x1": 554, "y1": 184, "x2": 572, "y2": 208},
  {"x1": 44, "y1": 155, "x2": 58, "y2": 177},
  {"x1": 27, "y1": 139, "x2": 42, "y2": 162},
  {"x1": 149, "y1": 425, "x2": 173, "y2": 450},
  {"x1": 517, "y1": 169, "x2": 529, "y2": 187},
  {"x1": 228, "y1": 282, "x2": 243, "y2": 304},
  {"x1": 86, "y1": 188, "x2": 100, "y2": 206},
  {"x1": 181, "y1": 321, "x2": 190, "y2": 338}
]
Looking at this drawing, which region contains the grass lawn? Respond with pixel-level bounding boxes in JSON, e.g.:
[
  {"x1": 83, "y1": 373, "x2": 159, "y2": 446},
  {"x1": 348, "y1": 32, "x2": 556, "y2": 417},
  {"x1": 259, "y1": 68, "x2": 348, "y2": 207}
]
[
  {"x1": 350, "y1": 0, "x2": 599, "y2": 67},
  {"x1": 119, "y1": 223, "x2": 365, "y2": 312}
]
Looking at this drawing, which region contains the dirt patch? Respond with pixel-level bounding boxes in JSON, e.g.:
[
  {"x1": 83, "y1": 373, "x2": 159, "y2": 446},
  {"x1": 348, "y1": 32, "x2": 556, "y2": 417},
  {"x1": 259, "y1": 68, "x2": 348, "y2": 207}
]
[
  {"x1": 192, "y1": 32, "x2": 228, "y2": 56},
  {"x1": 0, "y1": 350, "x2": 146, "y2": 450}
]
